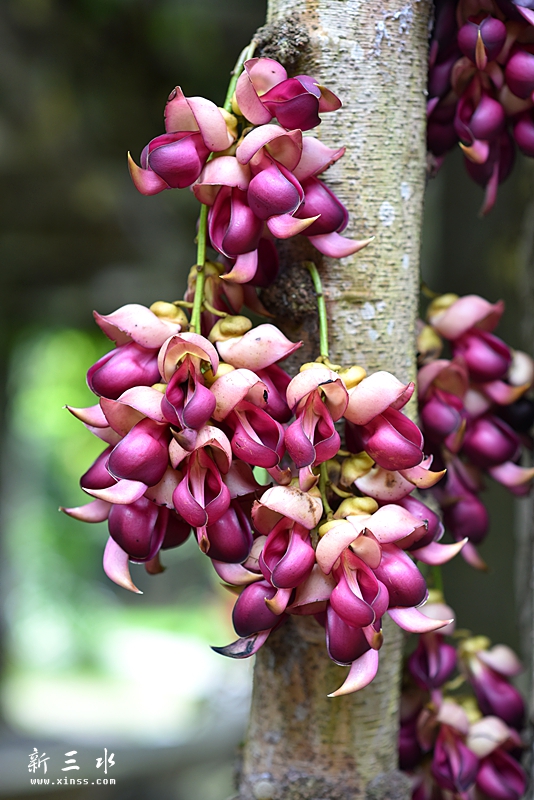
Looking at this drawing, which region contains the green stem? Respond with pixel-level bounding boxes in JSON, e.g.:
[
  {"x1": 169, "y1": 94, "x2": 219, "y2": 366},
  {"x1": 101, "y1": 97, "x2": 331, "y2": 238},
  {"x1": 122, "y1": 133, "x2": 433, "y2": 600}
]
[
  {"x1": 319, "y1": 462, "x2": 333, "y2": 518},
  {"x1": 431, "y1": 564, "x2": 444, "y2": 594},
  {"x1": 190, "y1": 203, "x2": 208, "y2": 334},
  {"x1": 305, "y1": 261, "x2": 329, "y2": 360},
  {"x1": 223, "y1": 40, "x2": 257, "y2": 113}
]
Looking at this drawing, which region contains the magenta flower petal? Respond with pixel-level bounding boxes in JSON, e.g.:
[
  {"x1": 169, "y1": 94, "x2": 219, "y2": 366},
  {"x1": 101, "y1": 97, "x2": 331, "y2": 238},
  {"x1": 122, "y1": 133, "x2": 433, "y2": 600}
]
[
  {"x1": 360, "y1": 408, "x2": 423, "y2": 470},
  {"x1": 108, "y1": 497, "x2": 167, "y2": 561},
  {"x1": 307, "y1": 231, "x2": 372, "y2": 258},
  {"x1": 205, "y1": 500, "x2": 253, "y2": 563},
  {"x1": 108, "y1": 418, "x2": 170, "y2": 486},
  {"x1": 232, "y1": 580, "x2": 282, "y2": 637},
  {"x1": 373, "y1": 544, "x2": 427, "y2": 608},
  {"x1": 87, "y1": 343, "x2": 161, "y2": 400},
  {"x1": 103, "y1": 536, "x2": 142, "y2": 594},
  {"x1": 128, "y1": 153, "x2": 170, "y2": 196},
  {"x1": 330, "y1": 572, "x2": 375, "y2": 628},
  {"x1": 326, "y1": 605, "x2": 371, "y2": 666}
]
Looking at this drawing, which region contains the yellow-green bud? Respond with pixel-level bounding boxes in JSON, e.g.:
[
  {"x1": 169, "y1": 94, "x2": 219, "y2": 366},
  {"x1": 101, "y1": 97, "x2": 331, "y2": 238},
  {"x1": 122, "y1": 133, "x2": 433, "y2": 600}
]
[
  {"x1": 208, "y1": 315, "x2": 253, "y2": 343},
  {"x1": 340, "y1": 452, "x2": 375, "y2": 486},
  {"x1": 334, "y1": 496, "x2": 378, "y2": 519},
  {"x1": 338, "y1": 365, "x2": 366, "y2": 389},
  {"x1": 427, "y1": 293, "x2": 459, "y2": 322}
]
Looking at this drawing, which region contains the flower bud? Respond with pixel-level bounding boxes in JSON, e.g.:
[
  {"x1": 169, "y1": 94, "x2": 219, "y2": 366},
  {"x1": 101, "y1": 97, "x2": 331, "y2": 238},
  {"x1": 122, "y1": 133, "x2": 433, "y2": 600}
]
[
  {"x1": 149, "y1": 301, "x2": 189, "y2": 327},
  {"x1": 208, "y1": 315, "x2": 253, "y2": 343}
]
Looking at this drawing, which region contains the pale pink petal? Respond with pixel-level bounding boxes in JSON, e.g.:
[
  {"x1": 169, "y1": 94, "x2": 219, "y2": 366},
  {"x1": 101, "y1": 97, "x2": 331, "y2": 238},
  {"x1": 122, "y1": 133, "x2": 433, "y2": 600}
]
[
  {"x1": 100, "y1": 398, "x2": 144, "y2": 436},
  {"x1": 460, "y1": 139, "x2": 490, "y2": 164},
  {"x1": 169, "y1": 438, "x2": 189, "y2": 468},
  {"x1": 186, "y1": 96, "x2": 233, "y2": 151},
  {"x1": 128, "y1": 154, "x2": 170, "y2": 197},
  {"x1": 388, "y1": 606, "x2": 454, "y2": 633},
  {"x1": 84, "y1": 425, "x2": 122, "y2": 446},
  {"x1": 264, "y1": 587, "x2": 293, "y2": 615},
  {"x1": 236, "y1": 125, "x2": 302, "y2": 170},
  {"x1": 235, "y1": 71, "x2": 273, "y2": 124},
  {"x1": 430, "y1": 295, "x2": 504, "y2": 339},
  {"x1": 94, "y1": 303, "x2": 181, "y2": 348},
  {"x1": 84, "y1": 479, "x2": 147, "y2": 504},
  {"x1": 211, "y1": 368, "x2": 268, "y2": 420},
  {"x1": 158, "y1": 332, "x2": 219, "y2": 382},
  {"x1": 316, "y1": 518, "x2": 369, "y2": 574},
  {"x1": 467, "y1": 716, "x2": 511, "y2": 757},
  {"x1": 66, "y1": 404, "x2": 109, "y2": 428},
  {"x1": 253, "y1": 485, "x2": 323, "y2": 532},
  {"x1": 286, "y1": 366, "x2": 337, "y2": 408},
  {"x1": 328, "y1": 649, "x2": 379, "y2": 697},
  {"x1": 103, "y1": 537, "x2": 142, "y2": 594},
  {"x1": 245, "y1": 58, "x2": 287, "y2": 93},
  {"x1": 164, "y1": 86, "x2": 197, "y2": 132},
  {"x1": 267, "y1": 213, "x2": 319, "y2": 239},
  {"x1": 463, "y1": 387, "x2": 492, "y2": 418},
  {"x1": 292, "y1": 138, "x2": 345, "y2": 181},
  {"x1": 222, "y1": 250, "x2": 259, "y2": 284},
  {"x1": 60, "y1": 499, "x2": 111, "y2": 523},
  {"x1": 365, "y1": 504, "x2": 426, "y2": 544},
  {"x1": 418, "y1": 359, "x2": 468, "y2": 399},
  {"x1": 345, "y1": 371, "x2": 414, "y2": 425},
  {"x1": 194, "y1": 425, "x2": 233, "y2": 470},
  {"x1": 116, "y1": 386, "x2": 166, "y2": 422},
  {"x1": 355, "y1": 466, "x2": 414, "y2": 502},
  {"x1": 308, "y1": 231, "x2": 373, "y2": 258},
  {"x1": 410, "y1": 538, "x2": 467, "y2": 565},
  {"x1": 461, "y1": 541, "x2": 488, "y2": 570},
  {"x1": 348, "y1": 532, "x2": 382, "y2": 569},
  {"x1": 193, "y1": 156, "x2": 250, "y2": 205},
  {"x1": 437, "y1": 701, "x2": 469, "y2": 734},
  {"x1": 481, "y1": 380, "x2": 528, "y2": 405},
  {"x1": 144, "y1": 467, "x2": 182, "y2": 507},
  {"x1": 489, "y1": 461, "x2": 534, "y2": 489},
  {"x1": 217, "y1": 324, "x2": 302, "y2": 369},
  {"x1": 287, "y1": 564, "x2": 336, "y2": 611},
  {"x1": 211, "y1": 559, "x2": 263, "y2": 585},
  {"x1": 399, "y1": 460, "x2": 446, "y2": 488},
  {"x1": 478, "y1": 644, "x2": 522, "y2": 676},
  {"x1": 508, "y1": 349, "x2": 534, "y2": 387}
]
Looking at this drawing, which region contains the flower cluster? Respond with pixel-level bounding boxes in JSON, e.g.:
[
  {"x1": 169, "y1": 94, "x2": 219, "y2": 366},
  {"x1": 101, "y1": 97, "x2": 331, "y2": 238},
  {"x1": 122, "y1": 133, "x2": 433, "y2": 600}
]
[
  {"x1": 400, "y1": 594, "x2": 527, "y2": 799},
  {"x1": 428, "y1": 0, "x2": 534, "y2": 212},
  {"x1": 129, "y1": 56, "x2": 370, "y2": 286},
  {"x1": 65, "y1": 298, "x2": 463, "y2": 696},
  {"x1": 418, "y1": 292, "x2": 534, "y2": 568}
]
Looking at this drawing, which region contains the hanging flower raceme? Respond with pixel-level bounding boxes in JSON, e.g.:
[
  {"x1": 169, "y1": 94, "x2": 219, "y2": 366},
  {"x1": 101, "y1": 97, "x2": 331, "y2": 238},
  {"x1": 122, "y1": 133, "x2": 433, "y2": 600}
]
[
  {"x1": 458, "y1": 637, "x2": 526, "y2": 730},
  {"x1": 129, "y1": 87, "x2": 236, "y2": 194},
  {"x1": 420, "y1": 292, "x2": 534, "y2": 567},
  {"x1": 284, "y1": 364, "x2": 348, "y2": 490},
  {"x1": 344, "y1": 371, "x2": 424, "y2": 470},
  {"x1": 425, "y1": 0, "x2": 534, "y2": 212},
  {"x1": 234, "y1": 57, "x2": 341, "y2": 131}
]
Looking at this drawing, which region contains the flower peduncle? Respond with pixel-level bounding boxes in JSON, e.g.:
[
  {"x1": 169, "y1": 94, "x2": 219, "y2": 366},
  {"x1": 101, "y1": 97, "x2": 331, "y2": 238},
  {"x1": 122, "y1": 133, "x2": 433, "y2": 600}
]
[
  {"x1": 190, "y1": 203, "x2": 208, "y2": 334},
  {"x1": 224, "y1": 40, "x2": 257, "y2": 114},
  {"x1": 305, "y1": 261, "x2": 330, "y2": 362}
]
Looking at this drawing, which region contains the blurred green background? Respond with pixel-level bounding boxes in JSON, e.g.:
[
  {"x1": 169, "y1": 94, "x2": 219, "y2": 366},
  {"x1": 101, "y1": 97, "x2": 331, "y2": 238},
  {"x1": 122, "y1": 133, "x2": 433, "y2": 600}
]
[{"x1": 0, "y1": 1, "x2": 532, "y2": 798}]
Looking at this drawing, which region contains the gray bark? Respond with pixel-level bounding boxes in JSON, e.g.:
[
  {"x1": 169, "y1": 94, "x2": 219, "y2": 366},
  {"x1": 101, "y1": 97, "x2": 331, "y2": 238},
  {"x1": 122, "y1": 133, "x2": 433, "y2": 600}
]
[{"x1": 238, "y1": 2, "x2": 431, "y2": 798}]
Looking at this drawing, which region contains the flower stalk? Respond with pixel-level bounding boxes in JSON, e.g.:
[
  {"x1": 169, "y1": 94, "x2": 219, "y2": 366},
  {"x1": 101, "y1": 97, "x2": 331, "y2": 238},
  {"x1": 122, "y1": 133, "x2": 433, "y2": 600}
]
[
  {"x1": 306, "y1": 261, "x2": 330, "y2": 361},
  {"x1": 190, "y1": 202, "x2": 208, "y2": 334}
]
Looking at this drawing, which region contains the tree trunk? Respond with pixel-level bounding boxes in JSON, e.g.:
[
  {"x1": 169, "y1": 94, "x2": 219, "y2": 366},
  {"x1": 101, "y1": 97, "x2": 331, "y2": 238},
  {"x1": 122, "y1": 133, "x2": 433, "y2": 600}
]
[{"x1": 237, "y1": 2, "x2": 431, "y2": 798}]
